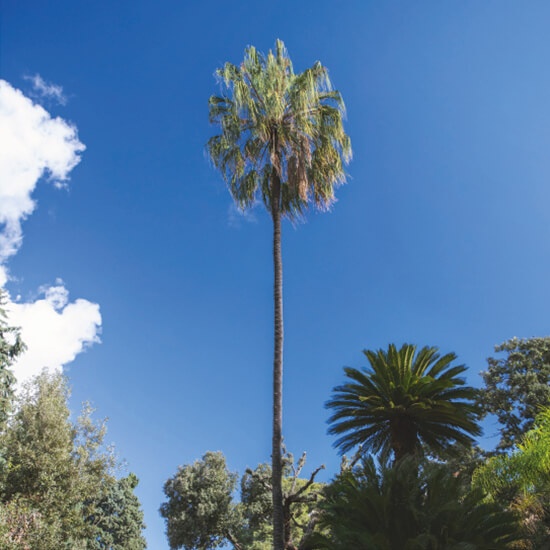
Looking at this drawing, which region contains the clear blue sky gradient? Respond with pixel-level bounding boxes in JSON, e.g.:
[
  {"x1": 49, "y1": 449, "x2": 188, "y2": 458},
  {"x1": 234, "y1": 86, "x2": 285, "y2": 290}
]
[{"x1": 3, "y1": 1, "x2": 550, "y2": 547}]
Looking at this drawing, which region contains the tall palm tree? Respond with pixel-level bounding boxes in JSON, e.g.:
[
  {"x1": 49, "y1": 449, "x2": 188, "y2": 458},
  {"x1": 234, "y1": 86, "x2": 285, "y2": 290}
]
[
  {"x1": 207, "y1": 40, "x2": 351, "y2": 550},
  {"x1": 326, "y1": 344, "x2": 481, "y2": 463}
]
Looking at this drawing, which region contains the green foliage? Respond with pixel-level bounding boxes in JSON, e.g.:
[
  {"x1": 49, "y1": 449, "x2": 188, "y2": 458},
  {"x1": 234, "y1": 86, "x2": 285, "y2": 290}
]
[
  {"x1": 160, "y1": 452, "x2": 240, "y2": 550},
  {"x1": 160, "y1": 450, "x2": 323, "y2": 550},
  {"x1": 479, "y1": 337, "x2": 550, "y2": 450},
  {"x1": 239, "y1": 463, "x2": 272, "y2": 550},
  {"x1": 207, "y1": 39, "x2": 351, "y2": 220},
  {"x1": 311, "y1": 457, "x2": 522, "y2": 550},
  {"x1": 239, "y1": 453, "x2": 324, "y2": 550},
  {"x1": 0, "y1": 372, "x2": 146, "y2": 549},
  {"x1": 473, "y1": 407, "x2": 550, "y2": 496},
  {"x1": 326, "y1": 344, "x2": 481, "y2": 462},
  {"x1": 473, "y1": 408, "x2": 550, "y2": 548},
  {"x1": 1, "y1": 372, "x2": 94, "y2": 546},
  {"x1": 89, "y1": 473, "x2": 147, "y2": 549},
  {"x1": 0, "y1": 290, "x2": 25, "y2": 430},
  {"x1": 0, "y1": 497, "x2": 42, "y2": 549}
]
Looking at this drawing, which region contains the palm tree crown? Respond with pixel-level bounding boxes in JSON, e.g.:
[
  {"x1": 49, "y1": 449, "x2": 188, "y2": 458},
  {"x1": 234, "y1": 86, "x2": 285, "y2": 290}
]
[
  {"x1": 207, "y1": 39, "x2": 351, "y2": 218},
  {"x1": 326, "y1": 344, "x2": 481, "y2": 462}
]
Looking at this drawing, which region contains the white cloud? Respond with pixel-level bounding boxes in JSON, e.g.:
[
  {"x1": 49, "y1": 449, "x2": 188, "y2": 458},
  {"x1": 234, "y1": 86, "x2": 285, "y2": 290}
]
[
  {"x1": 0, "y1": 80, "x2": 101, "y2": 386},
  {"x1": 6, "y1": 282, "x2": 101, "y2": 385},
  {"x1": 24, "y1": 74, "x2": 67, "y2": 105},
  {"x1": 0, "y1": 79, "x2": 85, "y2": 270}
]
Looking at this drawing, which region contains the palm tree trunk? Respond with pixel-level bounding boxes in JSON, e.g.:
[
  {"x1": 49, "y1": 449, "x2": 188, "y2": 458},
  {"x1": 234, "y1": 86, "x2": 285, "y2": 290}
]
[{"x1": 271, "y1": 172, "x2": 285, "y2": 550}]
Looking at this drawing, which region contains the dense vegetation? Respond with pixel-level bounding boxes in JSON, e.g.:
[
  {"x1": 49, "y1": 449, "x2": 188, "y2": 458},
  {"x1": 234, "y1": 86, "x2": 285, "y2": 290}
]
[
  {"x1": 0, "y1": 292, "x2": 147, "y2": 549},
  {"x1": 161, "y1": 337, "x2": 550, "y2": 549}
]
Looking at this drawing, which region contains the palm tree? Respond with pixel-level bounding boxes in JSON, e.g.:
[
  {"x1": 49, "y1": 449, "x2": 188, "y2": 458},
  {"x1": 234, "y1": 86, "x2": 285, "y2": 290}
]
[
  {"x1": 207, "y1": 40, "x2": 351, "y2": 550},
  {"x1": 310, "y1": 456, "x2": 522, "y2": 550},
  {"x1": 326, "y1": 344, "x2": 481, "y2": 463}
]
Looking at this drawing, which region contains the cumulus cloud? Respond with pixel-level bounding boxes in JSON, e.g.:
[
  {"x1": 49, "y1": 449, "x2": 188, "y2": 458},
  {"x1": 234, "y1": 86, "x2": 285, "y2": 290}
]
[
  {"x1": 6, "y1": 282, "x2": 101, "y2": 384},
  {"x1": 0, "y1": 79, "x2": 101, "y2": 386},
  {"x1": 0, "y1": 79, "x2": 85, "y2": 273},
  {"x1": 24, "y1": 74, "x2": 67, "y2": 105}
]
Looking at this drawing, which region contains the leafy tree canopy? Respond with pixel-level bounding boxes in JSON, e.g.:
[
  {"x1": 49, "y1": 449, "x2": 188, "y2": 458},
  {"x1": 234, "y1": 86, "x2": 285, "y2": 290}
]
[
  {"x1": 89, "y1": 473, "x2": 147, "y2": 550},
  {"x1": 479, "y1": 336, "x2": 550, "y2": 450},
  {"x1": 160, "y1": 451, "x2": 239, "y2": 550}
]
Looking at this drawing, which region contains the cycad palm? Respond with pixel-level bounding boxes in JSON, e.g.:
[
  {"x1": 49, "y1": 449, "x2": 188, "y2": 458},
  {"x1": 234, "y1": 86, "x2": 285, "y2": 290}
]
[
  {"x1": 311, "y1": 457, "x2": 521, "y2": 550},
  {"x1": 326, "y1": 344, "x2": 481, "y2": 462},
  {"x1": 207, "y1": 40, "x2": 351, "y2": 550}
]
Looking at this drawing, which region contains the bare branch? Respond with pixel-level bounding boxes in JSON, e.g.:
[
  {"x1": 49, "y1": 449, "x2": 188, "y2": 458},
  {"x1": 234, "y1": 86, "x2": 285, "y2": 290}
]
[
  {"x1": 292, "y1": 465, "x2": 325, "y2": 500},
  {"x1": 295, "y1": 452, "x2": 307, "y2": 478}
]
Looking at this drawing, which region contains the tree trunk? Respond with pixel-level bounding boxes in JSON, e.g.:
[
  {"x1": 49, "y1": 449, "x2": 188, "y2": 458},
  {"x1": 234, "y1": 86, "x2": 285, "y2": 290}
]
[
  {"x1": 390, "y1": 416, "x2": 417, "y2": 464},
  {"x1": 271, "y1": 171, "x2": 285, "y2": 550}
]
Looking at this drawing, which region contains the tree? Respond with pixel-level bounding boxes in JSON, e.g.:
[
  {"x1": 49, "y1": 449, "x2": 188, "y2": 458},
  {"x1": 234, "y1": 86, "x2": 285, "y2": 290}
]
[
  {"x1": 479, "y1": 336, "x2": 550, "y2": 451},
  {"x1": 241, "y1": 449, "x2": 325, "y2": 550},
  {"x1": 207, "y1": 39, "x2": 351, "y2": 550},
  {"x1": 160, "y1": 452, "x2": 240, "y2": 550},
  {"x1": 0, "y1": 372, "x2": 93, "y2": 547},
  {"x1": 0, "y1": 372, "x2": 146, "y2": 549},
  {"x1": 88, "y1": 473, "x2": 147, "y2": 550},
  {"x1": 0, "y1": 289, "x2": 25, "y2": 429},
  {"x1": 326, "y1": 344, "x2": 481, "y2": 462},
  {"x1": 310, "y1": 457, "x2": 522, "y2": 550},
  {"x1": 160, "y1": 450, "x2": 324, "y2": 550}
]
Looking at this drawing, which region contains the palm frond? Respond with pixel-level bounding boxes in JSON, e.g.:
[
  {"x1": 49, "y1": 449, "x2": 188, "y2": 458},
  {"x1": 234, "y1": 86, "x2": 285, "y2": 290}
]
[{"x1": 207, "y1": 39, "x2": 351, "y2": 220}]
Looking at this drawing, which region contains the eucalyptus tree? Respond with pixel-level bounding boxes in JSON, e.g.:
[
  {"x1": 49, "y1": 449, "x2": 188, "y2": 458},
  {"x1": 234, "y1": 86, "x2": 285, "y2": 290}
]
[
  {"x1": 326, "y1": 344, "x2": 481, "y2": 463},
  {"x1": 207, "y1": 39, "x2": 351, "y2": 550}
]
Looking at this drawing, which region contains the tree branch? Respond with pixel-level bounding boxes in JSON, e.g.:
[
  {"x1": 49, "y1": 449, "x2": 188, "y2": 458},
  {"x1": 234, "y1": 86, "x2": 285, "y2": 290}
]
[
  {"x1": 226, "y1": 531, "x2": 244, "y2": 550},
  {"x1": 292, "y1": 465, "x2": 325, "y2": 500}
]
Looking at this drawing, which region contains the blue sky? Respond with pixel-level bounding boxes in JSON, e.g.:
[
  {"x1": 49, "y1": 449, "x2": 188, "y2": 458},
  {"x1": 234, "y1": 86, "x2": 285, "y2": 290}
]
[{"x1": 2, "y1": 1, "x2": 550, "y2": 547}]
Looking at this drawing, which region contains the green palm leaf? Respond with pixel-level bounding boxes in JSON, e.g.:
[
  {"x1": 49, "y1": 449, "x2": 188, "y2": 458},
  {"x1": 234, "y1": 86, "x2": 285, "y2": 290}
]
[{"x1": 326, "y1": 344, "x2": 482, "y2": 461}]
